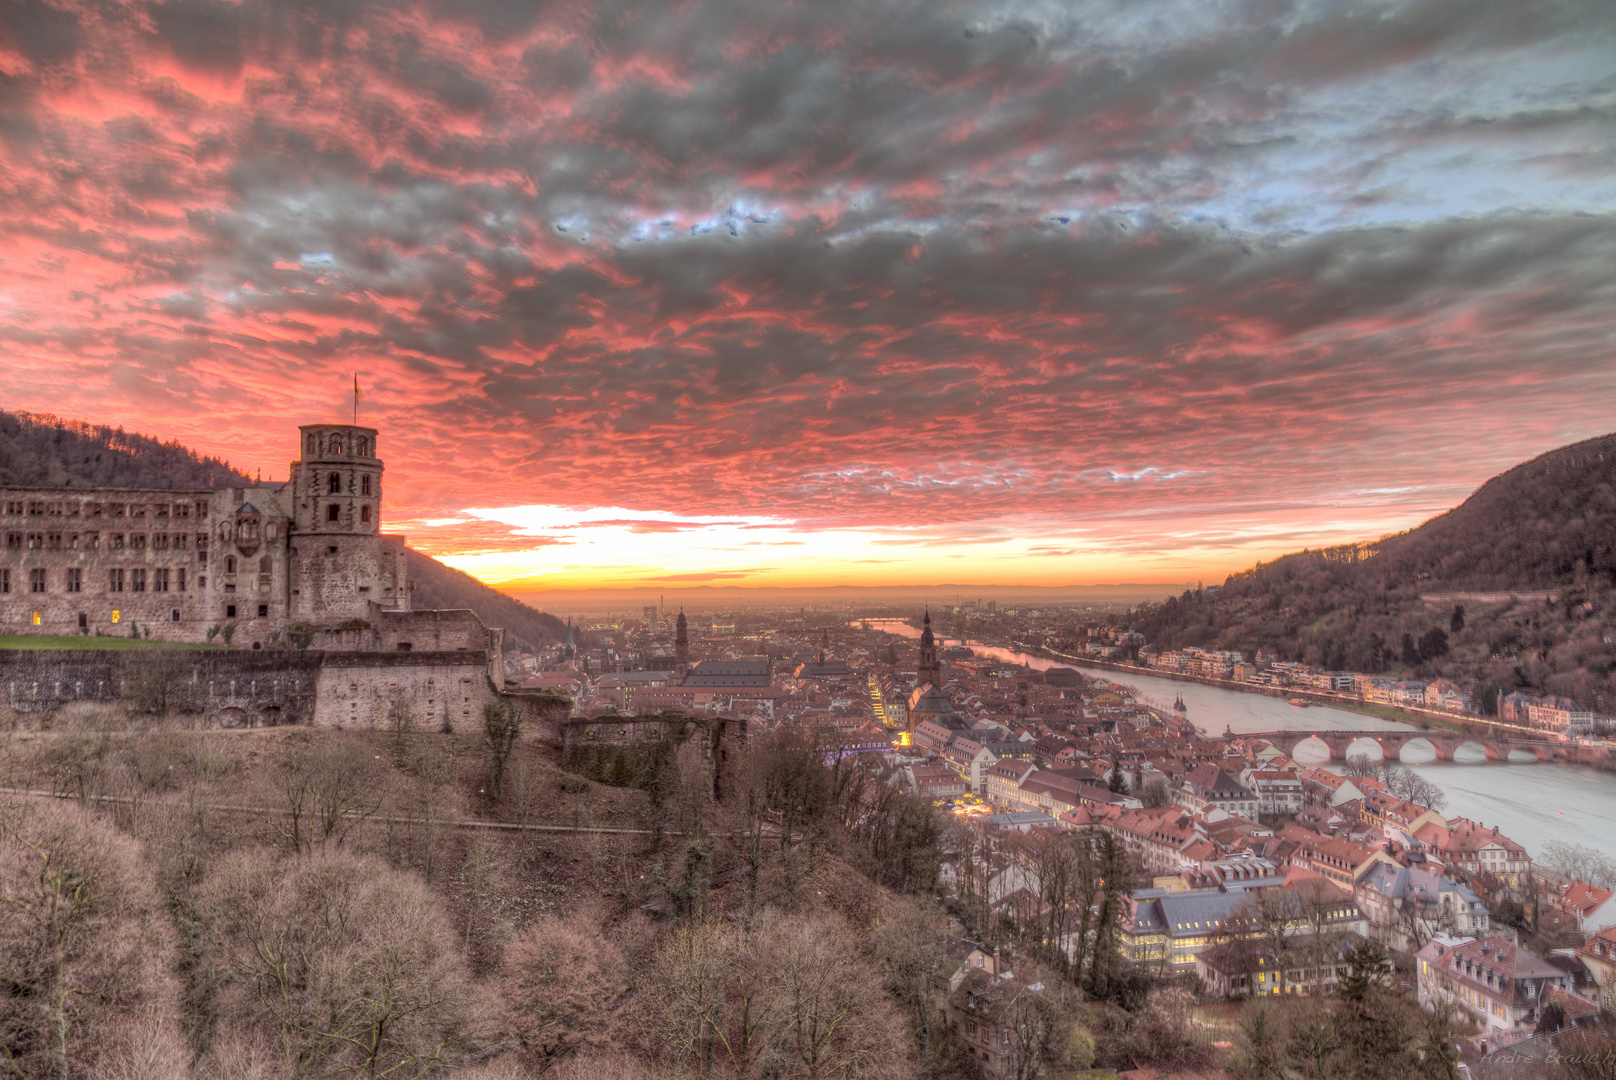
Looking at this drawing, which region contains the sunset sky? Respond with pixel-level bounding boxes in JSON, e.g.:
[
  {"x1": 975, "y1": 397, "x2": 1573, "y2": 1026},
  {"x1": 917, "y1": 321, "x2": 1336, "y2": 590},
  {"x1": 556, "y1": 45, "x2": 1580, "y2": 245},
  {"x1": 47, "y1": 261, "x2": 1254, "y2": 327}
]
[{"x1": 2, "y1": 0, "x2": 1614, "y2": 595}]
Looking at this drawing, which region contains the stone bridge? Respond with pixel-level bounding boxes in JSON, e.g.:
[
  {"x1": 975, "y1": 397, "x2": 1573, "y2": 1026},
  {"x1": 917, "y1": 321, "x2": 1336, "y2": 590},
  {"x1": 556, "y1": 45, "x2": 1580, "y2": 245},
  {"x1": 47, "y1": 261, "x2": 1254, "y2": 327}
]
[{"x1": 1248, "y1": 729, "x2": 1566, "y2": 763}]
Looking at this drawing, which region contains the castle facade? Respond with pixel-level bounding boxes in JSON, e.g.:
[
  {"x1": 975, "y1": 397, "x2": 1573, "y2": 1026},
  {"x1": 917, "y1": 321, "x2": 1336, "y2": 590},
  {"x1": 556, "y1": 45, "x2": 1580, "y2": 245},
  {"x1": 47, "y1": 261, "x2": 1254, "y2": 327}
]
[{"x1": 0, "y1": 423, "x2": 488, "y2": 653}]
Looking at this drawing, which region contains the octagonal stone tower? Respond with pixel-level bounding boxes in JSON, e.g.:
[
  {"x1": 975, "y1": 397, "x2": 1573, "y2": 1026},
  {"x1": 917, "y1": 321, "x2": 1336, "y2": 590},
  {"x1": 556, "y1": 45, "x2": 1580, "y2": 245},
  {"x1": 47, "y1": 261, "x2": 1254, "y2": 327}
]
[{"x1": 286, "y1": 424, "x2": 409, "y2": 627}]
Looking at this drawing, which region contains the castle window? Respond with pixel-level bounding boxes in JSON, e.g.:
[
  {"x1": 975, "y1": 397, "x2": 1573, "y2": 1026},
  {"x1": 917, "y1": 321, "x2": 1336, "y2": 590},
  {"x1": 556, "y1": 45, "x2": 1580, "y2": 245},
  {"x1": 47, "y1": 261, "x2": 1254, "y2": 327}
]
[
  {"x1": 32, "y1": 611, "x2": 40, "y2": 625},
  {"x1": 4, "y1": 533, "x2": 18, "y2": 549},
  {"x1": 111, "y1": 533, "x2": 123, "y2": 550},
  {"x1": 47, "y1": 533, "x2": 61, "y2": 550},
  {"x1": 177, "y1": 569, "x2": 186, "y2": 592},
  {"x1": 66, "y1": 569, "x2": 81, "y2": 594},
  {"x1": 175, "y1": 533, "x2": 188, "y2": 550},
  {"x1": 27, "y1": 502, "x2": 43, "y2": 516},
  {"x1": 131, "y1": 505, "x2": 145, "y2": 519},
  {"x1": 175, "y1": 503, "x2": 190, "y2": 519},
  {"x1": 197, "y1": 575, "x2": 205, "y2": 588},
  {"x1": 154, "y1": 569, "x2": 170, "y2": 592},
  {"x1": 307, "y1": 434, "x2": 317, "y2": 455},
  {"x1": 361, "y1": 474, "x2": 371, "y2": 495},
  {"x1": 357, "y1": 437, "x2": 369, "y2": 455},
  {"x1": 109, "y1": 503, "x2": 124, "y2": 518},
  {"x1": 154, "y1": 533, "x2": 169, "y2": 551},
  {"x1": 66, "y1": 534, "x2": 78, "y2": 550},
  {"x1": 225, "y1": 556, "x2": 236, "y2": 574},
  {"x1": 265, "y1": 523, "x2": 276, "y2": 540},
  {"x1": 31, "y1": 569, "x2": 47, "y2": 593},
  {"x1": 109, "y1": 569, "x2": 124, "y2": 592},
  {"x1": 195, "y1": 501, "x2": 208, "y2": 518},
  {"x1": 197, "y1": 535, "x2": 207, "y2": 551},
  {"x1": 327, "y1": 504, "x2": 340, "y2": 523},
  {"x1": 258, "y1": 604, "x2": 268, "y2": 618},
  {"x1": 111, "y1": 609, "x2": 119, "y2": 623},
  {"x1": 361, "y1": 505, "x2": 371, "y2": 523},
  {"x1": 328, "y1": 472, "x2": 341, "y2": 494},
  {"x1": 27, "y1": 533, "x2": 42, "y2": 549},
  {"x1": 171, "y1": 609, "x2": 180, "y2": 622},
  {"x1": 131, "y1": 569, "x2": 146, "y2": 593},
  {"x1": 328, "y1": 435, "x2": 343, "y2": 455},
  {"x1": 131, "y1": 534, "x2": 146, "y2": 550},
  {"x1": 0, "y1": 569, "x2": 7, "y2": 593},
  {"x1": 226, "y1": 605, "x2": 236, "y2": 619},
  {"x1": 155, "y1": 504, "x2": 169, "y2": 519}
]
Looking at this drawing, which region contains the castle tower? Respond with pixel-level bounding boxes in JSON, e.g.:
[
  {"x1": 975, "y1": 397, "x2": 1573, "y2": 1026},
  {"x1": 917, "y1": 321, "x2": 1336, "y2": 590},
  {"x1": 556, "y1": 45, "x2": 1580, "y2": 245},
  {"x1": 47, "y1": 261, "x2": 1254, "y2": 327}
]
[
  {"x1": 286, "y1": 423, "x2": 408, "y2": 625},
  {"x1": 916, "y1": 608, "x2": 942, "y2": 688},
  {"x1": 675, "y1": 608, "x2": 689, "y2": 682}
]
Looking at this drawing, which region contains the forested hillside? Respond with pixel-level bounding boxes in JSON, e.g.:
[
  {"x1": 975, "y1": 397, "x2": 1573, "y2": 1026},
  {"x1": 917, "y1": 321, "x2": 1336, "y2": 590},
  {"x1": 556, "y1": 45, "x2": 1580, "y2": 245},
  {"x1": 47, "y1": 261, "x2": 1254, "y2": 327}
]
[
  {"x1": 0, "y1": 410, "x2": 565, "y2": 650},
  {"x1": 0, "y1": 411, "x2": 252, "y2": 489},
  {"x1": 1132, "y1": 432, "x2": 1616, "y2": 714}
]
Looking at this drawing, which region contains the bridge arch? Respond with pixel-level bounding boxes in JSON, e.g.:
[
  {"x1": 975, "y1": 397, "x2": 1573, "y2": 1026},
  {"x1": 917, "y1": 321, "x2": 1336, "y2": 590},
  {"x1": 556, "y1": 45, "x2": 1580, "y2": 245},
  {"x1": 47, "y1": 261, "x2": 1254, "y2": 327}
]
[
  {"x1": 1342, "y1": 735, "x2": 1388, "y2": 763},
  {"x1": 1394, "y1": 736, "x2": 1444, "y2": 763},
  {"x1": 1288, "y1": 735, "x2": 1335, "y2": 762},
  {"x1": 1448, "y1": 739, "x2": 1500, "y2": 762}
]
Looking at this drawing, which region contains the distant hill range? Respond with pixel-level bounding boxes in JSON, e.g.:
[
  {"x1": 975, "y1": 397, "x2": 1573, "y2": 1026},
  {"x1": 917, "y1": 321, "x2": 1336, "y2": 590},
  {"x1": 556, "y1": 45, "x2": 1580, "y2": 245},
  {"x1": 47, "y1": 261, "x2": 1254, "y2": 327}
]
[
  {"x1": 1130, "y1": 432, "x2": 1616, "y2": 716},
  {"x1": 0, "y1": 411, "x2": 565, "y2": 652}
]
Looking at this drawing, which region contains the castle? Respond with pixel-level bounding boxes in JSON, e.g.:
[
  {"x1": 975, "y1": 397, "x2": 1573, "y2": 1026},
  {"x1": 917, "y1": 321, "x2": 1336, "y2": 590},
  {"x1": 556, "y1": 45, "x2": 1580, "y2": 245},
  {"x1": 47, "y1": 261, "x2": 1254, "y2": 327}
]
[{"x1": 0, "y1": 422, "x2": 555, "y2": 732}]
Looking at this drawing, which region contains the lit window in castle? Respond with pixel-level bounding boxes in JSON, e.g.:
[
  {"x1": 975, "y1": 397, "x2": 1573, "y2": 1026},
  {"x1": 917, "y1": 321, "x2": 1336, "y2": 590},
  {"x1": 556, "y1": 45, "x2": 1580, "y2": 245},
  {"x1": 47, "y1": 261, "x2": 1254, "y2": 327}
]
[
  {"x1": 111, "y1": 610, "x2": 120, "y2": 623},
  {"x1": 32, "y1": 611, "x2": 41, "y2": 625}
]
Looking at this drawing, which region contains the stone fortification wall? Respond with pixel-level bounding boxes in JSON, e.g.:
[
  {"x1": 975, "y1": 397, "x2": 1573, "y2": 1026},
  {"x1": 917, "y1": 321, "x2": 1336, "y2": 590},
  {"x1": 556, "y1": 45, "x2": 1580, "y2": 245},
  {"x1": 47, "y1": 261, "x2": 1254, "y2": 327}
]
[
  {"x1": 0, "y1": 648, "x2": 323, "y2": 725},
  {"x1": 0, "y1": 648, "x2": 568, "y2": 736}
]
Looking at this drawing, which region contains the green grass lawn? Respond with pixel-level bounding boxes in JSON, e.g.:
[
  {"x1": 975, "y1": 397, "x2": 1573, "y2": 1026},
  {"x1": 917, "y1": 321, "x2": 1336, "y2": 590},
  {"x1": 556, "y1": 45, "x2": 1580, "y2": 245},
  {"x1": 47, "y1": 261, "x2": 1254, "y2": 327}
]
[{"x1": 0, "y1": 634, "x2": 218, "y2": 651}]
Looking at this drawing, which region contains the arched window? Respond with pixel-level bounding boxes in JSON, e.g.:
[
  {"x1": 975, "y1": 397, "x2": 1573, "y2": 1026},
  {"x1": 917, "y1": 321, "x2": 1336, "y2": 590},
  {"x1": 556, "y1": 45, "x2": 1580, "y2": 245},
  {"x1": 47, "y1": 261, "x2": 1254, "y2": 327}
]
[
  {"x1": 265, "y1": 523, "x2": 276, "y2": 540},
  {"x1": 328, "y1": 472, "x2": 341, "y2": 494},
  {"x1": 361, "y1": 505, "x2": 371, "y2": 523},
  {"x1": 225, "y1": 556, "x2": 236, "y2": 573},
  {"x1": 328, "y1": 435, "x2": 343, "y2": 455},
  {"x1": 260, "y1": 555, "x2": 273, "y2": 573},
  {"x1": 306, "y1": 434, "x2": 317, "y2": 455},
  {"x1": 360, "y1": 474, "x2": 371, "y2": 496},
  {"x1": 357, "y1": 437, "x2": 369, "y2": 456}
]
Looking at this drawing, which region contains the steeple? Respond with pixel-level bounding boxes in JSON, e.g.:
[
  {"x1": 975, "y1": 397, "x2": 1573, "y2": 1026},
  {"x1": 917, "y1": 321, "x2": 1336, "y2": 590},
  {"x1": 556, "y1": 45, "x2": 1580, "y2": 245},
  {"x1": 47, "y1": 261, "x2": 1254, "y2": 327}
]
[
  {"x1": 675, "y1": 608, "x2": 689, "y2": 682},
  {"x1": 916, "y1": 608, "x2": 942, "y2": 688},
  {"x1": 563, "y1": 616, "x2": 575, "y2": 660}
]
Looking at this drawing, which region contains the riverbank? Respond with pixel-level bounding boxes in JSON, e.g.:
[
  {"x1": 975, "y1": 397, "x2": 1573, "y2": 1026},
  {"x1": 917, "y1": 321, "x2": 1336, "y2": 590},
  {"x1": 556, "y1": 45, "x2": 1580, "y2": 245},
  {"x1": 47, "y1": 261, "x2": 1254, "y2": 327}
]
[{"x1": 1005, "y1": 641, "x2": 1616, "y2": 757}]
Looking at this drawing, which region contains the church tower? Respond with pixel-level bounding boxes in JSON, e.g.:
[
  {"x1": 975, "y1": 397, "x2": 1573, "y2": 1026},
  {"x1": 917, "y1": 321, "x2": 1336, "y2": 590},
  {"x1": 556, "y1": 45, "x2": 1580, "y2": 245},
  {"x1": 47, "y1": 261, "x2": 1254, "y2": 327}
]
[
  {"x1": 916, "y1": 608, "x2": 942, "y2": 688},
  {"x1": 675, "y1": 608, "x2": 689, "y2": 682}
]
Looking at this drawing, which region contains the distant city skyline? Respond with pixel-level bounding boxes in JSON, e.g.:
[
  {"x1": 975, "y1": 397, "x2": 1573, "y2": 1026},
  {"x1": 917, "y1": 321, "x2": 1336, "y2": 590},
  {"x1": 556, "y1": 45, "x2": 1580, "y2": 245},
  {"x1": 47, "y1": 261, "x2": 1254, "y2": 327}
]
[{"x1": 3, "y1": 0, "x2": 1614, "y2": 592}]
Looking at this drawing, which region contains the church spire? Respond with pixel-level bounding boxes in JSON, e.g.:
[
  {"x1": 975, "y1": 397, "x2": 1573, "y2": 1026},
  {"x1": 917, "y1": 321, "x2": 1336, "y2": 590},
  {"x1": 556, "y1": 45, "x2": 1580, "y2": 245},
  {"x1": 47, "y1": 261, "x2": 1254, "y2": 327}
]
[
  {"x1": 916, "y1": 607, "x2": 941, "y2": 688},
  {"x1": 675, "y1": 608, "x2": 689, "y2": 682}
]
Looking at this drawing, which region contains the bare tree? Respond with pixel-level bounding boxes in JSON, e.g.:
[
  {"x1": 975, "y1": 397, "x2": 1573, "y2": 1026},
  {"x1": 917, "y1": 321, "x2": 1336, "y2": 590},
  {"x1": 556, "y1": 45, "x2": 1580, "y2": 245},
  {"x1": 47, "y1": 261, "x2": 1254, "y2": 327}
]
[
  {"x1": 266, "y1": 741, "x2": 380, "y2": 854},
  {"x1": 483, "y1": 702, "x2": 522, "y2": 798},
  {"x1": 0, "y1": 799, "x2": 181, "y2": 1079},
  {"x1": 198, "y1": 847, "x2": 489, "y2": 1079},
  {"x1": 1538, "y1": 841, "x2": 1616, "y2": 891},
  {"x1": 502, "y1": 915, "x2": 628, "y2": 1073}
]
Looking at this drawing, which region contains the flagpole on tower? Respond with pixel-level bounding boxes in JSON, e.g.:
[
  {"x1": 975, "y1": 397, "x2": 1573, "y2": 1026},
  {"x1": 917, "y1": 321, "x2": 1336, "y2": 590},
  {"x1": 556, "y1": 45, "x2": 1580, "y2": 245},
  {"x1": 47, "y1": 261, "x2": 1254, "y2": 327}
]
[{"x1": 353, "y1": 374, "x2": 359, "y2": 424}]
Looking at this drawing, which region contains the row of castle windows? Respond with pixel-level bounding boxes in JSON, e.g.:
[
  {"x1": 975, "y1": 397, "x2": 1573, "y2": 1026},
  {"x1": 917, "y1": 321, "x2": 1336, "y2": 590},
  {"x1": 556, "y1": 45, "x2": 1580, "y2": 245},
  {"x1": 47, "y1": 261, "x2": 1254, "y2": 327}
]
[
  {"x1": 318, "y1": 472, "x2": 375, "y2": 496},
  {"x1": 5, "y1": 531, "x2": 210, "y2": 553},
  {"x1": 3, "y1": 500, "x2": 207, "y2": 520},
  {"x1": 306, "y1": 434, "x2": 371, "y2": 457},
  {"x1": 1, "y1": 567, "x2": 188, "y2": 594}
]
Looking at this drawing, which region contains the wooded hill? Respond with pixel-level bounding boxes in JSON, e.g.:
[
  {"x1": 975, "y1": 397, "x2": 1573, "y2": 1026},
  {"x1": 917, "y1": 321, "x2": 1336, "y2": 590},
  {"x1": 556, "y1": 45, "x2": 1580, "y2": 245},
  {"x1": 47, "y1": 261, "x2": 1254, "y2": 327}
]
[
  {"x1": 1131, "y1": 432, "x2": 1616, "y2": 715},
  {"x1": 0, "y1": 410, "x2": 565, "y2": 650}
]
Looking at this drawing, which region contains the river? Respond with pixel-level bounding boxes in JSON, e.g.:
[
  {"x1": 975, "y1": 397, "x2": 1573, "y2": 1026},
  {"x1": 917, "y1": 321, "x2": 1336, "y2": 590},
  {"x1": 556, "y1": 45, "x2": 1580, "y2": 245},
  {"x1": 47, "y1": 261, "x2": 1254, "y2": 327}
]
[{"x1": 864, "y1": 620, "x2": 1616, "y2": 863}]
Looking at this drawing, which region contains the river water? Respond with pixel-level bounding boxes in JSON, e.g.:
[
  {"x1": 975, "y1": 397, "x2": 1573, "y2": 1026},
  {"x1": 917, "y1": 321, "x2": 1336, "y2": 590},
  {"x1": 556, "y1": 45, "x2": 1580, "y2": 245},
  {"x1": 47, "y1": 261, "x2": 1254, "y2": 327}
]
[{"x1": 864, "y1": 620, "x2": 1616, "y2": 863}]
